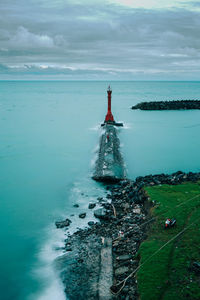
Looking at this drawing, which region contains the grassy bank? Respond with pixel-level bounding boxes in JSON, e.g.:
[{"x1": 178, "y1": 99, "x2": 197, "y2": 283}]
[{"x1": 137, "y1": 182, "x2": 200, "y2": 300}]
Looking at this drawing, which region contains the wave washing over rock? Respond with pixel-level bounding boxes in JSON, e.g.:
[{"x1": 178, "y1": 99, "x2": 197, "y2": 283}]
[{"x1": 92, "y1": 124, "x2": 126, "y2": 183}]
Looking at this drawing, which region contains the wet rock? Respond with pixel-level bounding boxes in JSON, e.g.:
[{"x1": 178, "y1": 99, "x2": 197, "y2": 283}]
[
  {"x1": 94, "y1": 208, "x2": 107, "y2": 220},
  {"x1": 88, "y1": 221, "x2": 95, "y2": 226},
  {"x1": 132, "y1": 100, "x2": 200, "y2": 110},
  {"x1": 73, "y1": 204, "x2": 79, "y2": 208},
  {"x1": 88, "y1": 203, "x2": 96, "y2": 209},
  {"x1": 65, "y1": 246, "x2": 72, "y2": 251},
  {"x1": 55, "y1": 218, "x2": 71, "y2": 229},
  {"x1": 79, "y1": 213, "x2": 86, "y2": 219}
]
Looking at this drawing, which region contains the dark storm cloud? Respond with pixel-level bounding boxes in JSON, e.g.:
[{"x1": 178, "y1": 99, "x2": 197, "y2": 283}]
[{"x1": 0, "y1": 0, "x2": 200, "y2": 79}]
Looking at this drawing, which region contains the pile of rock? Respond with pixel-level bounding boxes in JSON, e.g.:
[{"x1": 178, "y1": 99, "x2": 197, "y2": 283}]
[
  {"x1": 133, "y1": 171, "x2": 200, "y2": 188},
  {"x1": 131, "y1": 100, "x2": 200, "y2": 110}
]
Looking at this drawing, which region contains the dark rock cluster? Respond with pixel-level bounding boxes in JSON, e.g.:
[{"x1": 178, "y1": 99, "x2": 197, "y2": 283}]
[
  {"x1": 55, "y1": 218, "x2": 71, "y2": 229},
  {"x1": 131, "y1": 100, "x2": 200, "y2": 110},
  {"x1": 55, "y1": 171, "x2": 200, "y2": 299}
]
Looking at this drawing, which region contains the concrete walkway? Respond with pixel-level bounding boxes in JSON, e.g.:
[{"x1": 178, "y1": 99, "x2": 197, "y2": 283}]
[{"x1": 99, "y1": 238, "x2": 113, "y2": 300}]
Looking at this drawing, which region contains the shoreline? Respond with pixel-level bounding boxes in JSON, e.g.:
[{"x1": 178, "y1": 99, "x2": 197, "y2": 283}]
[{"x1": 55, "y1": 170, "x2": 200, "y2": 299}]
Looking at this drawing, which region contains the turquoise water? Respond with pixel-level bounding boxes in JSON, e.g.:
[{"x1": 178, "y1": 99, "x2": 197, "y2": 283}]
[{"x1": 1, "y1": 81, "x2": 200, "y2": 299}]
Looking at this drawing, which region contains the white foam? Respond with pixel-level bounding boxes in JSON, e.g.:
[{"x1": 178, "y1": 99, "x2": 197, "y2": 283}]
[
  {"x1": 89, "y1": 124, "x2": 101, "y2": 131},
  {"x1": 28, "y1": 177, "x2": 106, "y2": 300},
  {"x1": 27, "y1": 226, "x2": 66, "y2": 300},
  {"x1": 122, "y1": 122, "x2": 132, "y2": 129},
  {"x1": 36, "y1": 280, "x2": 66, "y2": 300}
]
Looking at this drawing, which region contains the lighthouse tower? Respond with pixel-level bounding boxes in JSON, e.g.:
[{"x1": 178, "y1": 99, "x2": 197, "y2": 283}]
[
  {"x1": 101, "y1": 86, "x2": 123, "y2": 127},
  {"x1": 105, "y1": 85, "x2": 115, "y2": 123}
]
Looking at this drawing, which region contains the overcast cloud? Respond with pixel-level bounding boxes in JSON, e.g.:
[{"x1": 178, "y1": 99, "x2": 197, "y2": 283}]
[{"x1": 0, "y1": 0, "x2": 200, "y2": 79}]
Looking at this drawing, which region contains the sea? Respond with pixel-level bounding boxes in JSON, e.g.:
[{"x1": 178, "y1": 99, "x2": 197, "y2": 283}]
[{"x1": 1, "y1": 81, "x2": 200, "y2": 300}]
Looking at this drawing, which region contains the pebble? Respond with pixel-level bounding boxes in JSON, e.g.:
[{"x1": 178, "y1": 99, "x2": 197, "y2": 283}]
[
  {"x1": 79, "y1": 213, "x2": 86, "y2": 219},
  {"x1": 88, "y1": 203, "x2": 96, "y2": 209}
]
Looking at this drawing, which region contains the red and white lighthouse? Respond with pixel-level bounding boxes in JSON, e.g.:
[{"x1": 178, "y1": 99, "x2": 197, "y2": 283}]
[{"x1": 105, "y1": 85, "x2": 115, "y2": 123}]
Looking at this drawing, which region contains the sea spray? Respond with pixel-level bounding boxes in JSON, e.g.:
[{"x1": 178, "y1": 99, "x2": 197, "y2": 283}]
[
  {"x1": 27, "y1": 225, "x2": 66, "y2": 300},
  {"x1": 28, "y1": 177, "x2": 107, "y2": 300}
]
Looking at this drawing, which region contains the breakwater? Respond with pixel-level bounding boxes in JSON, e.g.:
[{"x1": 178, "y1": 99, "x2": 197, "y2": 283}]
[
  {"x1": 92, "y1": 124, "x2": 126, "y2": 183},
  {"x1": 131, "y1": 100, "x2": 200, "y2": 110}
]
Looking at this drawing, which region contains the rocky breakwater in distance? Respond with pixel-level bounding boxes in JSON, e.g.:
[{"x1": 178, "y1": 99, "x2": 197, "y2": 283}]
[
  {"x1": 92, "y1": 124, "x2": 126, "y2": 183},
  {"x1": 131, "y1": 100, "x2": 200, "y2": 110},
  {"x1": 54, "y1": 171, "x2": 200, "y2": 299}
]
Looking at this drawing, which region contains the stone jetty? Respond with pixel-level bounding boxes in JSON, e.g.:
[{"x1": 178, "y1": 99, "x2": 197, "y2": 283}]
[
  {"x1": 131, "y1": 100, "x2": 200, "y2": 110},
  {"x1": 92, "y1": 124, "x2": 126, "y2": 183}
]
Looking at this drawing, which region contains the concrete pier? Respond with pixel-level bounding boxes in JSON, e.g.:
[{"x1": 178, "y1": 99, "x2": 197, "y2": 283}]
[{"x1": 92, "y1": 124, "x2": 126, "y2": 183}]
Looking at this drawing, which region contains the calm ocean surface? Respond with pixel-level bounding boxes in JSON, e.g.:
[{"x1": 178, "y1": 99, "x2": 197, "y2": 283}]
[{"x1": 1, "y1": 81, "x2": 200, "y2": 300}]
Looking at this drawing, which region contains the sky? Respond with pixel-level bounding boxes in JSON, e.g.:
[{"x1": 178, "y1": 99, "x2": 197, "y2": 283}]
[{"x1": 0, "y1": 0, "x2": 200, "y2": 80}]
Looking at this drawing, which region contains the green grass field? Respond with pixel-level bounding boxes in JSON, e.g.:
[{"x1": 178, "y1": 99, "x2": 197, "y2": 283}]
[{"x1": 137, "y1": 182, "x2": 200, "y2": 300}]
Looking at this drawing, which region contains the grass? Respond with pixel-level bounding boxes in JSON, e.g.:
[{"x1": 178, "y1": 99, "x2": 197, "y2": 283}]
[{"x1": 137, "y1": 182, "x2": 200, "y2": 300}]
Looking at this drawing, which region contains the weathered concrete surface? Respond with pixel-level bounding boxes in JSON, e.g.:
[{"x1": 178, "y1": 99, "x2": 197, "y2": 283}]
[
  {"x1": 55, "y1": 233, "x2": 102, "y2": 300},
  {"x1": 92, "y1": 124, "x2": 126, "y2": 183},
  {"x1": 55, "y1": 234, "x2": 113, "y2": 300},
  {"x1": 99, "y1": 238, "x2": 113, "y2": 300}
]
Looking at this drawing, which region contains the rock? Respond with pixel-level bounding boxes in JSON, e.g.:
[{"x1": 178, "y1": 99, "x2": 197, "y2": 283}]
[
  {"x1": 73, "y1": 204, "x2": 79, "y2": 208},
  {"x1": 88, "y1": 221, "x2": 95, "y2": 226},
  {"x1": 94, "y1": 208, "x2": 107, "y2": 220},
  {"x1": 79, "y1": 213, "x2": 86, "y2": 219},
  {"x1": 133, "y1": 208, "x2": 141, "y2": 214},
  {"x1": 65, "y1": 246, "x2": 72, "y2": 251},
  {"x1": 55, "y1": 218, "x2": 71, "y2": 229},
  {"x1": 122, "y1": 203, "x2": 130, "y2": 210},
  {"x1": 131, "y1": 100, "x2": 200, "y2": 111},
  {"x1": 116, "y1": 254, "x2": 132, "y2": 261},
  {"x1": 115, "y1": 266, "x2": 129, "y2": 276},
  {"x1": 88, "y1": 203, "x2": 96, "y2": 209}
]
